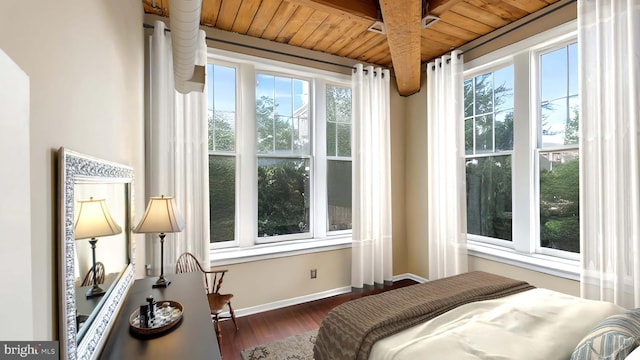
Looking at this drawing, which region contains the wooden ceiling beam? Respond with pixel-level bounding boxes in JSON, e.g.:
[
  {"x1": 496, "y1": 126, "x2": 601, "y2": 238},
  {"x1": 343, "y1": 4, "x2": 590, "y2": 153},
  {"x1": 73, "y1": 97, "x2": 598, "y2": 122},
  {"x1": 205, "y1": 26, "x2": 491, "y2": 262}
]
[
  {"x1": 286, "y1": 0, "x2": 378, "y2": 25},
  {"x1": 380, "y1": 0, "x2": 422, "y2": 96},
  {"x1": 428, "y1": 0, "x2": 467, "y2": 16}
]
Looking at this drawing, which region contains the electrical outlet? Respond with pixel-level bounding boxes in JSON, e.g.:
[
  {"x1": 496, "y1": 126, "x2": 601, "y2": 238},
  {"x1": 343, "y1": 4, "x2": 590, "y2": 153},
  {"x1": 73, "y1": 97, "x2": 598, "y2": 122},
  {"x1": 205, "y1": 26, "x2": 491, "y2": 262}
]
[{"x1": 310, "y1": 269, "x2": 317, "y2": 279}]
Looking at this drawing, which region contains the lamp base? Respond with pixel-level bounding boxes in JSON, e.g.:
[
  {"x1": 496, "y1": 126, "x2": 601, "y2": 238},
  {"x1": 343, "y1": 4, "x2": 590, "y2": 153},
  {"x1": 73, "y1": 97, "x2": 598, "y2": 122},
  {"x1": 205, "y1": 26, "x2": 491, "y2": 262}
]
[
  {"x1": 86, "y1": 285, "x2": 105, "y2": 298},
  {"x1": 152, "y1": 276, "x2": 171, "y2": 288}
]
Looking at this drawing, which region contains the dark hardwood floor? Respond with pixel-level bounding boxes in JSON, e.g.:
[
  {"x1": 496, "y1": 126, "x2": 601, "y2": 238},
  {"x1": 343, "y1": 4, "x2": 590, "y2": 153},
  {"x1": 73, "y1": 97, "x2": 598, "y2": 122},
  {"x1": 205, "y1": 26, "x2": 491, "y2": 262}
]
[{"x1": 217, "y1": 279, "x2": 418, "y2": 360}]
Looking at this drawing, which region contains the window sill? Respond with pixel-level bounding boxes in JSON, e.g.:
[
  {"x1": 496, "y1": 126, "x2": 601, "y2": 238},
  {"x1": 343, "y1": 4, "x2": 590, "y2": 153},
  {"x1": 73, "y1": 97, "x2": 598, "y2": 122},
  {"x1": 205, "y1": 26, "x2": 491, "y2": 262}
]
[
  {"x1": 467, "y1": 241, "x2": 580, "y2": 281},
  {"x1": 209, "y1": 236, "x2": 353, "y2": 266}
]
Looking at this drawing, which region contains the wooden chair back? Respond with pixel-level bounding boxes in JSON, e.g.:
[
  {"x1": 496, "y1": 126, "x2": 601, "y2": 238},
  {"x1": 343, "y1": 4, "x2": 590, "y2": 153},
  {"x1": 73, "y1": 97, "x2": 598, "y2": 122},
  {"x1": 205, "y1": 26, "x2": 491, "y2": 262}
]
[
  {"x1": 81, "y1": 261, "x2": 105, "y2": 286},
  {"x1": 175, "y1": 252, "x2": 228, "y2": 295},
  {"x1": 175, "y1": 253, "x2": 238, "y2": 351}
]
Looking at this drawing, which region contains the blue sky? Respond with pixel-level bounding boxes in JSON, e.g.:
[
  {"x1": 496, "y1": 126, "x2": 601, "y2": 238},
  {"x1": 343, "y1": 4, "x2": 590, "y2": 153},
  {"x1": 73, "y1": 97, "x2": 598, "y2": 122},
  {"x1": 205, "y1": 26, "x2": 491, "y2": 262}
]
[
  {"x1": 540, "y1": 43, "x2": 578, "y2": 146},
  {"x1": 207, "y1": 64, "x2": 308, "y2": 117}
]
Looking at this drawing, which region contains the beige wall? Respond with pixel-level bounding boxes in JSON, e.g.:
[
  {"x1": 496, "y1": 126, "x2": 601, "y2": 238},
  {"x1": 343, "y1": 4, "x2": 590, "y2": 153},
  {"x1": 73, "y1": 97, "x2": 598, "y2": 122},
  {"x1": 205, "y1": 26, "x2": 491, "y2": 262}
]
[
  {"x1": 469, "y1": 256, "x2": 579, "y2": 295},
  {"x1": 221, "y1": 250, "x2": 351, "y2": 310},
  {"x1": 390, "y1": 79, "x2": 409, "y2": 275},
  {"x1": 404, "y1": 73, "x2": 429, "y2": 278},
  {"x1": 0, "y1": 48, "x2": 32, "y2": 340},
  {"x1": 403, "y1": 1, "x2": 578, "y2": 287},
  {"x1": 0, "y1": 1, "x2": 145, "y2": 340}
]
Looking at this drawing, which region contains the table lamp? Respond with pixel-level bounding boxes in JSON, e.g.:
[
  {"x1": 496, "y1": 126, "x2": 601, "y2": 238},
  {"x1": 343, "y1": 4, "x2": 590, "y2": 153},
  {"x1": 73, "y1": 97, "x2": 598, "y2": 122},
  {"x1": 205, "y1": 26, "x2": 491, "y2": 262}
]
[
  {"x1": 75, "y1": 197, "x2": 122, "y2": 298},
  {"x1": 134, "y1": 195, "x2": 185, "y2": 288}
]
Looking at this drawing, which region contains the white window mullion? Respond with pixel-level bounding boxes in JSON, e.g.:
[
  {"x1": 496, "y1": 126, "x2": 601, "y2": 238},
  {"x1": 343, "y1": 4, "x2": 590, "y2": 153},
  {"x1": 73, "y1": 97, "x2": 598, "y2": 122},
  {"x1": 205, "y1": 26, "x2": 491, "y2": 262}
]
[
  {"x1": 237, "y1": 63, "x2": 258, "y2": 248},
  {"x1": 314, "y1": 79, "x2": 328, "y2": 238},
  {"x1": 511, "y1": 52, "x2": 534, "y2": 254}
]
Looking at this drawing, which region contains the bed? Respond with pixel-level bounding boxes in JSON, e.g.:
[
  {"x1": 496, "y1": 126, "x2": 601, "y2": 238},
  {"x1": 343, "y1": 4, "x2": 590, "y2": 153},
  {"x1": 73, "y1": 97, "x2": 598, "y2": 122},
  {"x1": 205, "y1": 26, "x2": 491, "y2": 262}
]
[{"x1": 313, "y1": 271, "x2": 640, "y2": 360}]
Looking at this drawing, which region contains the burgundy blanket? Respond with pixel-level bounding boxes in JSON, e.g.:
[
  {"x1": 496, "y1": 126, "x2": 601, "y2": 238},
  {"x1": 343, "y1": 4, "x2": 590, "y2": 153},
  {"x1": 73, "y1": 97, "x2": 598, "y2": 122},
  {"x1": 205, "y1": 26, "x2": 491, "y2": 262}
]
[{"x1": 313, "y1": 271, "x2": 535, "y2": 360}]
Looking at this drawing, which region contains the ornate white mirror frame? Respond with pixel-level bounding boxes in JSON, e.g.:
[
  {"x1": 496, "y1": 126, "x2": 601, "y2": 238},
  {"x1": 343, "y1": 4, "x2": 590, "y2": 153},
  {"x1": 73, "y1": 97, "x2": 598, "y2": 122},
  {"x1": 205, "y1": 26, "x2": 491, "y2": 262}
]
[{"x1": 58, "y1": 148, "x2": 135, "y2": 360}]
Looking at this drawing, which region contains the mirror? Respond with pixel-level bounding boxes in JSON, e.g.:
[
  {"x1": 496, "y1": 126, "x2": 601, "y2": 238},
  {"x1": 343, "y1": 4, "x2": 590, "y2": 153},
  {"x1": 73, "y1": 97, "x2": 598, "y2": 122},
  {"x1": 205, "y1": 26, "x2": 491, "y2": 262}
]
[
  {"x1": 73, "y1": 183, "x2": 128, "y2": 338},
  {"x1": 58, "y1": 148, "x2": 135, "y2": 360}
]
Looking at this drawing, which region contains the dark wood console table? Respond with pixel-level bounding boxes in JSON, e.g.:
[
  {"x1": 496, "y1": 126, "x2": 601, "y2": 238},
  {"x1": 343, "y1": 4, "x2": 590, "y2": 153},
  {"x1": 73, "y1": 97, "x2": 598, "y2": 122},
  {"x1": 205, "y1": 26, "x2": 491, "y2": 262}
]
[{"x1": 101, "y1": 271, "x2": 221, "y2": 360}]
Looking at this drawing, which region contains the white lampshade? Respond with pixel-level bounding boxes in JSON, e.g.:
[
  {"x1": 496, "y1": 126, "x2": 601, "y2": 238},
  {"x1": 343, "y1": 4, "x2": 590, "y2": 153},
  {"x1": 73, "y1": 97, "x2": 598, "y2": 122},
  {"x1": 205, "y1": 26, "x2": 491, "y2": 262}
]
[
  {"x1": 74, "y1": 198, "x2": 122, "y2": 240},
  {"x1": 134, "y1": 195, "x2": 185, "y2": 234}
]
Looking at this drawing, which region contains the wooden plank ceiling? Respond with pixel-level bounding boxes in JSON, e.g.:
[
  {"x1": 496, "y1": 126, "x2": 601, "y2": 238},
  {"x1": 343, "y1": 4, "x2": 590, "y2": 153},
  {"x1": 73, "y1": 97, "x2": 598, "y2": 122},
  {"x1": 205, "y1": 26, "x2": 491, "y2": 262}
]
[{"x1": 143, "y1": 0, "x2": 559, "y2": 95}]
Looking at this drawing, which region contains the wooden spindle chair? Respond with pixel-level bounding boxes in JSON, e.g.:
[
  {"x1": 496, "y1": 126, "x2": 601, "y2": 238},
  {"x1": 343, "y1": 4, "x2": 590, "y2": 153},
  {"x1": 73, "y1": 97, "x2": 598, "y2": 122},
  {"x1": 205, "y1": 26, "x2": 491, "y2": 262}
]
[
  {"x1": 81, "y1": 261, "x2": 105, "y2": 286},
  {"x1": 175, "y1": 252, "x2": 238, "y2": 354}
]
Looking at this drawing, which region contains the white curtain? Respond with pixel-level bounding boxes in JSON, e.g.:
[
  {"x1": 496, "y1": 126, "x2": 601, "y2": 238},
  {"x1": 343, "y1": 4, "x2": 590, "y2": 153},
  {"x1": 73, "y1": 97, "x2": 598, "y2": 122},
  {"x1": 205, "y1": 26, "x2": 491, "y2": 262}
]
[
  {"x1": 579, "y1": 1, "x2": 640, "y2": 308},
  {"x1": 426, "y1": 51, "x2": 468, "y2": 279},
  {"x1": 147, "y1": 20, "x2": 210, "y2": 276},
  {"x1": 351, "y1": 64, "x2": 393, "y2": 289}
]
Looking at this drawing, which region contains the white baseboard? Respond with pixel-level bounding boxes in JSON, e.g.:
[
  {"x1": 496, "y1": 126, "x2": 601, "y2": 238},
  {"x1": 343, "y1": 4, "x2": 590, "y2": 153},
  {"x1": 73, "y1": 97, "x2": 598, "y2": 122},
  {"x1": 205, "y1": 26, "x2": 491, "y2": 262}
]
[
  {"x1": 229, "y1": 286, "x2": 352, "y2": 318},
  {"x1": 218, "y1": 273, "x2": 427, "y2": 319},
  {"x1": 393, "y1": 273, "x2": 428, "y2": 283}
]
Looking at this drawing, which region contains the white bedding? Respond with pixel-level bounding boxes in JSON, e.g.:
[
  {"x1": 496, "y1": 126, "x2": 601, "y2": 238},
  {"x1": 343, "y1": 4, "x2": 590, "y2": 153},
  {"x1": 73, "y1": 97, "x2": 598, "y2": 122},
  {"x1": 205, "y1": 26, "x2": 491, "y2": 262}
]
[{"x1": 369, "y1": 288, "x2": 624, "y2": 360}]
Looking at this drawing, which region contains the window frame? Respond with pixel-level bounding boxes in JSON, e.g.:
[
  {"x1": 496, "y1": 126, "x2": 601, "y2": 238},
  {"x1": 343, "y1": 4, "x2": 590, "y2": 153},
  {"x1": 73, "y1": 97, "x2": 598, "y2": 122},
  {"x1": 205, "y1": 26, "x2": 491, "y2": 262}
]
[
  {"x1": 464, "y1": 60, "x2": 515, "y2": 246},
  {"x1": 324, "y1": 82, "x2": 353, "y2": 235},
  {"x1": 254, "y1": 70, "x2": 315, "y2": 244},
  {"x1": 532, "y1": 39, "x2": 580, "y2": 260},
  {"x1": 206, "y1": 48, "x2": 353, "y2": 262},
  {"x1": 207, "y1": 60, "x2": 241, "y2": 250},
  {"x1": 463, "y1": 21, "x2": 580, "y2": 278}
]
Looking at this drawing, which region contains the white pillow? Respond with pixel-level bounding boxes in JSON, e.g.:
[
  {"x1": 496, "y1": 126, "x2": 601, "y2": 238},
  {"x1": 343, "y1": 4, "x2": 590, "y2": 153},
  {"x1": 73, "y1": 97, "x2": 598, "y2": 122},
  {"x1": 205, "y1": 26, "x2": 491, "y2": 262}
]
[{"x1": 625, "y1": 347, "x2": 640, "y2": 360}]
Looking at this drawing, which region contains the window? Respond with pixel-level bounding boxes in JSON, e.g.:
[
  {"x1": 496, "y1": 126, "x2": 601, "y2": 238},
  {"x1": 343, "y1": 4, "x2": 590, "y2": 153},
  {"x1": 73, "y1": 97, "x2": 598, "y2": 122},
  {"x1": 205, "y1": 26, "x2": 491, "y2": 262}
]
[
  {"x1": 208, "y1": 64, "x2": 237, "y2": 243},
  {"x1": 326, "y1": 85, "x2": 352, "y2": 231},
  {"x1": 537, "y1": 43, "x2": 579, "y2": 254},
  {"x1": 464, "y1": 65, "x2": 514, "y2": 242},
  {"x1": 464, "y1": 22, "x2": 579, "y2": 270},
  {"x1": 256, "y1": 74, "x2": 311, "y2": 239},
  {"x1": 206, "y1": 53, "x2": 352, "y2": 251}
]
